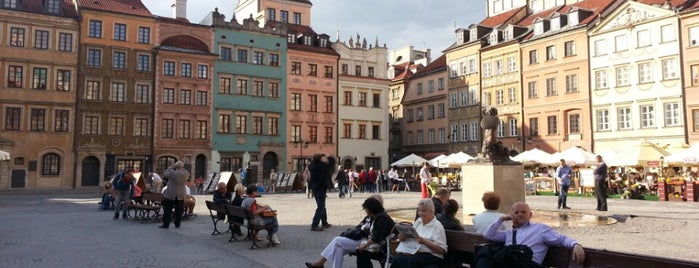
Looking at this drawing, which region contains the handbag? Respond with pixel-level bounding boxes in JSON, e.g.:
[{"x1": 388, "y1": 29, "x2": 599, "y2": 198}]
[
  {"x1": 261, "y1": 210, "x2": 277, "y2": 217},
  {"x1": 365, "y1": 240, "x2": 385, "y2": 253},
  {"x1": 340, "y1": 227, "x2": 365, "y2": 241}
]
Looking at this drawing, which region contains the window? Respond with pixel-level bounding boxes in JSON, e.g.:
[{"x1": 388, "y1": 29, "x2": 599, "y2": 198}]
[
  {"x1": 594, "y1": 39, "x2": 606, "y2": 56},
  {"x1": 249, "y1": 116, "x2": 262, "y2": 135},
  {"x1": 237, "y1": 79, "x2": 248, "y2": 95},
  {"x1": 268, "y1": 117, "x2": 279, "y2": 136},
  {"x1": 615, "y1": 66, "x2": 629, "y2": 86},
  {"x1": 138, "y1": 27, "x2": 150, "y2": 44},
  {"x1": 406, "y1": 109, "x2": 413, "y2": 122},
  {"x1": 341, "y1": 64, "x2": 348, "y2": 75},
  {"x1": 164, "y1": 61, "x2": 175, "y2": 76},
  {"x1": 112, "y1": 51, "x2": 126, "y2": 69},
  {"x1": 181, "y1": 63, "x2": 191, "y2": 77},
  {"x1": 114, "y1": 23, "x2": 126, "y2": 41},
  {"x1": 565, "y1": 74, "x2": 578, "y2": 93},
  {"x1": 358, "y1": 92, "x2": 367, "y2": 107},
  {"x1": 270, "y1": 82, "x2": 279, "y2": 98},
  {"x1": 219, "y1": 77, "x2": 231, "y2": 94},
  {"x1": 529, "y1": 50, "x2": 538, "y2": 64},
  {"x1": 7, "y1": 65, "x2": 23, "y2": 88},
  {"x1": 527, "y1": 81, "x2": 538, "y2": 99},
  {"x1": 196, "y1": 91, "x2": 207, "y2": 106},
  {"x1": 308, "y1": 64, "x2": 317, "y2": 76},
  {"x1": 427, "y1": 105, "x2": 435, "y2": 119},
  {"x1": 662, "y1": 58, "x2": 678, "y2": 80},
  {"x1": 417, "y1": 130, "x2": 424, "y2": 144},
  {"x1": 134, "y1": 85, "x2": 150, "y2": 104},
  {"x1": 496, "y1": 120, "x2": 505, "y2": 138},
  {"x1": 4, "y1": 107, "x2": 21, "y2": 130},
  {"x1": 291, "y1": 125, "x2": 302, "y2": 142},
  {"x1": 665, "y1": 102, "x2": 681, "y2": 126},
  {"x1": 509, "y1": 119, "x2": 518, "y2": 136},
  {"x1": 344, "y1": 91, "x2": 352, "y2": 105},
  {"x1": 546, "y1": 78, "x2": 556, "y2": 96},
  {"x1": 483, "y1": 62, "x2": 491, "y2": 77},
  {"x1": 221, "y1": 47, "x2": 232, "y2": 61},
  {"x1": 529, "y1": 118, "x2": 539, "y2": 136},
  {"x1": 237, "y1": 49, "x2": 248, "y2": 63},
  {"x1": 291, "y1": 93, "x2": 301, "y2": 111},
  {"x1": 253, "y1": 81, "x2": 263, "y2": 97},
  {"x1": 236, "y1": 115, "x2": 247, "y2": 134},
  {"x1": 469, "y1": 58, "x2": 477, "y2": 73},
  {"x1": 469, "y1": 122, "x2": 478, "y2": 141},
  {"x1": 307, "y1": 126, "x2": 318, "y2": 143},
  {"x1": 135, "y1": 118, "x2": 149, "y2": 137},
  {"x1": 507, "y1": 57, "x2": 516, "y2": 72},
  {"x1": 372, "y1": 93, "x2": 381, "y2": 108},
  {"x1": 197, "y1": 64, "x2": 208, "y2": 78},
  {"x1": 343, "y1": 123, "x2": 352, "y2": 138},
  {"x1": 41, "y1": 153, "x2": 60, "y2": 176},
  {"x1": 253, "y1": 51, "x2": 264, "y2": 65},
  {"x1": 417, "y1": 83, "x2": 423, "y2": 94},
  {"x1": 218, "y1": 114, "x2": 230, "y2": 133},
  {"x1": 469, "y1": 87, "x2": 478, "y2": 105},
  {"x1": 690, "y1": 26, "x2": 699, "y2": 47},
  {"x1": 618, "y1": 107, "x2": 632, "y2": 130},
  {"x1": 58, "y1": 33, "x2": 72, "y2": 52},
  {"x1": 637, "y1": 29, "x2": 651, "y2": 47},
  {"x1": 293, "y1": 12, "x2": 301, "y2": 24},
  {"x1": 32, "y1": 68, "x2": 47, "y2": 89},
  {"x1": 110, "y1": 83, "x2": 126, "y2": 102},
  {"x1": 547, "y1": 115, "x2": 557, "y2": 135},
  {"x1": 324, "y1": 96, "x2": 334, "y2": 113},
  {"x1": 268, "y1": 8, "x2": 276, "y2": 21},
  {"x1": 137, "y1": 54, "x2": 150, "y2": 71},
  {"x1": 546, "y1": 45, "x2": 555, "y2": 60},
  {"x1": 56, "y1": 70, "x2": 71, "y2": 91},
  {"x1": 87, "y1": 49, "x2": 101, "y2": 67},
  {"x1": 270, "y1": 53, "x2": 279, "y2": 66},
  {"x1": 162, "y1": 119, "x2": 174, "y2": 138},
  {"x1": 614, "y1": 35, "x2": 627, "y2": 52},
  {"x1": 291, "y1": 62, "x2": 301, "y2": 75},
  {"x1": 46, "y1": 0, "x2": 60, "y2": 13},
  {"x1": 483, "y1": 92, "x2": 491, "y2": 106},
  {"x1": 10, "y1": 27, "x2": 25, "y2": 47},
  {"x1": 54, "y1": 110, "x2": 69, "y2": 132},
  {"x1": 495, "y1": 90, "x2": 504, "y2": 105},
  {"x1": 428, "y1": 80, "x2": 435, "y2": 92},
  {"x1": 508, "y1": 87, "x2": 517, "y2": 103},
  {"x1": 564, "y1": 41, "x2": 575, "y2": 57},
  {"x1": 88, "y1": 20, "x2": 102, "y2": 38},
  {"x1": 85, "y1": 81, "x2": 100, "y2": 100},
  {"x1": 178, "y1": 120, "x2": 190, "y2": 139},
  {"x1": 417, "y1": 108, "x2": 424, "y2": 121},
  {"x1": 83, "y1": 115, "x2": 99, "y2": 135},
  {"x1": 595, "y1": 69, "x2": 607, "y2": 89},
  {"x1": 309, "y1": 94, "x2": 318, "y2": 112},
  {"x1": 368, "y1": 67, "x2": 375, "y2": 77},
  {"x1": 108, "y1": 117, "x2": 124, "y2": 135},
  {"x1": 30, "y1": 109, "x2": 46, "y2": 131},
  {"x1": 495, "y1": 60, "x2": 503, "y2": 75},
  {"x1": 355, "y1": 65, "x2": 362, "y2": 76},
  {"x1": 638, "y1": 62, "x2": 652, "y2": 83},
  {"x1": 163, "y1": 88, "x2": 175, "y2": 104},
  {"x1": 568, "y1": 114, "x2": 580, "y2": 134},
  {"x1": 640, "y1": 105, "x2": 655, "y2": 128},
  {"x1": 692, "y1": 65, "x2": 699, "y2": 86},
  {"x1": 661, "y1": 24, "x2": 675, "y2": 43},
  {"x1": 34, "y1": 30, "x2": 49, "y2": 49},
  {"x1": 324, "y1": 66, "x2": 333, "y2": 78},
  {"x1": 180, "y1": 90, "x2": 191, "y2": 105}
]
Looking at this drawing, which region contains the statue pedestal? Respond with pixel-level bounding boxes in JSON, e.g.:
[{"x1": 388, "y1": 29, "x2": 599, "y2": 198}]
[{"x1": 461, "y1": 163, "x2": 525, "y2": 215}]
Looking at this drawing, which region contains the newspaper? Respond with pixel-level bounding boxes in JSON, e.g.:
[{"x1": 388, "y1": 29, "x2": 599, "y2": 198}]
[{"x1": 394, "y1": 223, "x2": 418, "y2": 238}]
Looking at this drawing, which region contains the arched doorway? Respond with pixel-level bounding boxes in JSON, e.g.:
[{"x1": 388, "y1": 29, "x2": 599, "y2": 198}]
[
  {"x1": 195, "y1": 154, "x2": 206, "y2": 179},
  {"x1": 343, "y1": 159, "x2": 353, "y2": 170},
  {"x1": 81, "y1": 156, "x2": 100, "y2": 186},
  {"x1": 157, "y1": 156, "x2": 177, "y2": 173},
  {"x1": 262, "y1": 152, "x2": 278, "y2": 186}
]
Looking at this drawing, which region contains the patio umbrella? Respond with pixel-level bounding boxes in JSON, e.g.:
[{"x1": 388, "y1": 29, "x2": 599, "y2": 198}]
[
  {"x1": 510, "y1": 148, "x2": 553, "y2": 165},
  {"x1": 549, "y1": 147, "x2": 596, "y2": 166},
  {"x1": 595, "y1": 139, "x2": 669, "y2": 167},
  {"x1": 441, "y1": 152, "x2": 475, "y2": 168},
  {"x1": 428, "y1": 154, "x2": 448, "y2": 167},
  {"x1": 391, "y1": 153, "x2": 428, "y2": 167},
  {"x1": 0, "y1": 150, "x2": 9, "y2": 161},
  {"x1": 665, "y1": 143, "x2": 699, "y2": 165}
]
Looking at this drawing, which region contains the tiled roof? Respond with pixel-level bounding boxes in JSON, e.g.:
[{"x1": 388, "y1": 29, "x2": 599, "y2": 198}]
[
  {"x1": 637, "y1": 0, "x2": 689, "y2": 8},
  {"x1": 75, "y1": 0, "x2": 152, "y2": 18},
  {"x1": 412, "y1": 54, "x2": 446, "y2": 78},
  {"x1": 160, "y1": 35, "x2": 209, "y2": 52},
  {"x1": 266, "y1": 21, "x2": 339, "y2": 56},
  {"x1": 560, "y1": 0, "x2": 617, "y2": 25},
  {"x1": 393, "y1": 68, "x2": 413, "y2": 80},
  {"x1": 157, "y1": 16, "x2": 191, "y2": 24},
  {"x1": 479, "y1": 6, "x2": 526, "y2": 27},
  {"x1": 288, "y1": 0, "x2": 312, "y2": 3},
  {"x1": 517, "y1": 6, "x2": 564, "y2": 27},
  {"x1": 3, "y1": 0, "x2": 78, "y2": 17}
]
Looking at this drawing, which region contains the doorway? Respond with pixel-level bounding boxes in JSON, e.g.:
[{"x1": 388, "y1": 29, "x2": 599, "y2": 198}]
[{"x1": 81, "y1": 156, "x2": 100, "y2": 186}]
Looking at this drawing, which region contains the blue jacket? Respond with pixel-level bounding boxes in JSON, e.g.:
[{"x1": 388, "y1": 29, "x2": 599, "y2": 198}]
[{"x1": 111, "y1": 172, "x2": 134, "y2": 191}]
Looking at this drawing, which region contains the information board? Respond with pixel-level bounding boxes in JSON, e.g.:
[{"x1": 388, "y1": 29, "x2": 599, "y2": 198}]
[{"x1": 579, "y1": 168, "x2": 595, "y2": 187}]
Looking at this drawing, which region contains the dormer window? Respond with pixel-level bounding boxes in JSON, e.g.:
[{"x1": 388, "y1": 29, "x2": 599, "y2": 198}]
[
  {"x1": 457, "y1": 31, "x2": 464, "y2": 44},
  {"x1": 46, "y1": 0, "x2": 61, "y2": 14},
  {"x1": 569, "y1": 11, "x2": 579, "y2": 26},
  {"x1": 470, "y1": 28, "x2": 478, "y2": 42},
  {"x1": 287, "y1": 34, "x2": 295, "y2": 43},
  {"x1": 551, "y1": 17, "x2": 560, "y2": 31},
  {"x1": 303, "y1": 36, "x2": 312, "y2": 45},
  {"x1": 319, "y1": 38, "x2": 327, "y2": 47},
  {"x1": 503, "y1": 27, "x2": 513, "y2": 41},
  {"x1": 4, "y1": 0, "x2": 18, "y2": 8},
  {"x1": 489, "y1": 32, "x2": 498, "y2": 44},
  {"x1": 534, "y1": 21, "x2": 544, "y2": 35}
]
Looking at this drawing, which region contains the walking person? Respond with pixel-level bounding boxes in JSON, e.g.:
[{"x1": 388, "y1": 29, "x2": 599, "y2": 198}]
[
  {"x1": 335, "y1": 166, "x2": 349, "y2": 199},
  {"x1": 159, "y1": 161, "x2": 188, "y2": 229},
  {"x1": 594, "y1": 155, "x2": 608, "y2": 211},
  {"x1": 304, "y1": 163, "x2": 312, "y2": 198},
  {"x1": 389, "y1": 167, "x2": 400, "y2": 192},
  {"x1": 556, "y1": 159, "x2": 573, "y2": 209},
  {"x1": 309, "y1": 154, "x2": 336, "y2": 231},
  {"x1": 111, "y1": 168, "x2": 135, "y2": 220},
  {"x1": 269, "y1": 169, "x2": 277, "y2": 194},
  {"x1": 420, "y1": 162, "x2": 432, "y2": 198}
]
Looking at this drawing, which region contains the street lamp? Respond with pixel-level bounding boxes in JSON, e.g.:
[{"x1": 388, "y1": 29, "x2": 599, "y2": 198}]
[
  {"x1": 659, "y1": 156, "x2": 665, "y2": 178},
  {"x1": 293, "y1": 139, "x2": 309, "y2": 172}
]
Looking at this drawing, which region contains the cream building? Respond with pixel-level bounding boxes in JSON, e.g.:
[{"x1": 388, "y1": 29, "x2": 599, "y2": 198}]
[{"x1": 589, "y1": 0, "x2": 687, "y2": 153}]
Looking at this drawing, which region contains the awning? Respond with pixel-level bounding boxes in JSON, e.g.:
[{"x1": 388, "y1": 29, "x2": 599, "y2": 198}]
[{"x1": 0, "y1": 150, "x2": 9, "y2": 161}]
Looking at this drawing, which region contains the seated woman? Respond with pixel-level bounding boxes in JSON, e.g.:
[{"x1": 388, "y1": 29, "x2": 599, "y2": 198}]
[
  {"x1": 230, "y1": 183, "x2": 246, "y2": 236},
  {"x1": 436, "y1": 199, "x2": 464, "y2": 231},
  {"x1": 212, "y1": 182, "x2": 231, "y2": 220},
  {"x1": 305, "y1": 194, "x2": 394, "y2": 268},
  {"x1": 241, "y1": 184, "x2": 280, "y2": 245},
  {"x1": 392, "y1": 198, "x2": 447, "y2": 268},
  {"x1": 98, "y1": 181, "x2": 114, "y2": 210}
]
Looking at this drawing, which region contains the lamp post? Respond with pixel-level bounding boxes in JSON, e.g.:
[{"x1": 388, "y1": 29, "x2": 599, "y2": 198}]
[
  {"x1": 659, "y1": 156, "x2": 665, "y2": 178},
  {"x1": 293, "y1": 139, "x2": 309, "y2": 172}
]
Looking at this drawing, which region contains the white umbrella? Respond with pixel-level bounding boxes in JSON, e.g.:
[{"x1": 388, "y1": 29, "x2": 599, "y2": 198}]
[
  {"x1": 391, "y1": 153, "x2": 428, "y2": 167},
  {"x1": 441, "y1": 152, "x2": 475, "y2": 168},
  {"x1": 428, "y1": 154, "x2": 448, "y2": 167},
  {"x1": 0, "y1": 150, "x2": 9, "y2": 161},
  {"x1": 549, "y1": 147, "x2": 597, "y2": 166},
  {"x1": 665, "y1": 144, "x2": 699, "y2": 165},
  {"x1": 595, "y1": 140, "x2": 669, "y2": 167},
  {"x1": 510, "y1": 148, "x2": 553, "y2": 165}
]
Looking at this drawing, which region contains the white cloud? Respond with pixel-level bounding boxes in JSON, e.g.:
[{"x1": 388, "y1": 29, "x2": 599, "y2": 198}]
[{"x1": 141, "y1": 0, "x2": 486, "y2": 54}]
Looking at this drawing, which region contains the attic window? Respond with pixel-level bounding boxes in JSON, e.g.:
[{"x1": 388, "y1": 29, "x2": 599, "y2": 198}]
[
  {"x1": 287, "y1": 33, "x2": 295, "y2": 43},
  {"x1": 503, "y1": 28, "x2": 513, "y2": 41},
  {"x1": 488, "y1": 32, "x2": 498, "y2": 44},
  {"x1": 47, "y1": 0, "x2": 61, "y2": 14},
  {"x1": 569, "y1": 11, "x2": 579, "y2": 26},
  {"x1": 319, "y1": 38, "x2": 327, "y2": 47},
  {"x1": 470, "y1": 28, "x2": 477, "y2": 41},
  {"x1": 457, "y1": 31, "x2": 464, "y2": 44},
  {"x1": 4, "y1": 0, "x2": 18, "y2": 8},
  {"x1": 303, "y1": 36, "x2": 312, "y2": 45},
  {"x1": 534, "y1": 21, "x2": 544, "y2": 35},
  {"x1": 551, "y1": 17, "x2": 560, "y2": 31}
]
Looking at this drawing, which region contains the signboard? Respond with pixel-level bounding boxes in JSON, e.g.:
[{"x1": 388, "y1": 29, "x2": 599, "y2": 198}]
[
  {"x1": 203, "y1": 172, "x2": 220, "y2": 193},
  {"x1": 579, "y1": 168, "x2": 595, "y2": 187},
  {"x1": 646, "y1": 161, "x2": 660, "y2": 167}
]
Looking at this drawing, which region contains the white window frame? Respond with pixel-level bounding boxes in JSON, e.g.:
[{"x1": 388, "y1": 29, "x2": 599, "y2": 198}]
[
  {"x1": 618, "y1": 107, "x2": 632, "y2": 130},
  {"x1": 615, "y1": 66, "x2": 629, "y2": 86},
  {"x1": 638, "y1": 62, "x2": 652, "y2": 84},
  {"x1": 662, "y1": 58, "x2": 678, "y2": 80},
  {"x1": 640, "y1": 104, "x2": 655, "y2": 128},
  {"x1": 596, "y1": 109, "x2": 609, "y2": 131},
  {"x1": 664, "y1": 102, "x2": 681, "y2": 127}
]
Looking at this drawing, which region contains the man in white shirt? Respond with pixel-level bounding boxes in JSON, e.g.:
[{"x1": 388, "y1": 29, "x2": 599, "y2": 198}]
[{"x1": 420, "y1": 162, "x2": 431, "y2": 198}]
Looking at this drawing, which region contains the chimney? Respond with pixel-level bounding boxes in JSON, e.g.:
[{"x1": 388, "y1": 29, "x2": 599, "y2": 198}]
[{"x1": 172, "y1": 0, "x2": 187, "y2": 19}]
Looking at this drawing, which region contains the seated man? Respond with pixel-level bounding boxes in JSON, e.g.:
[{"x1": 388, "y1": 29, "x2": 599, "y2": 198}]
[
  {"x1": 184, "y1": 179, "x2": 196, "y2": 217},
  {"x1": 478, "y1": 202, "x2": 585, "y2": 267}
]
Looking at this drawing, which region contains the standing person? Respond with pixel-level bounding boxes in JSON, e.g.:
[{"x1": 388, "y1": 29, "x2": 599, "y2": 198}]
[
  {"x1": 269, "y1": 169, "x2": 277, "y2": 194},
  {"x1": 420, "y1": 162, "x2": 432, "y2": 198},
  {"x1": 556, "y1": 159, "x2": 573, "y2": 209},
  {"x1": 111, "y1": 168, "x2": 135, "y2": 220},
  {"x1": 358, "y1": 169, "x2": 366, "y2": 193},
  {"x1": 149, "y1": 172, "x2": 163, "y2": 193},
  {"x1": 403, "y1": 169, "x2": 412, "y2": 192},
  {"x1": 304, "y1": 163, "x2": 312, "y2": 198},
  {"x1": 195, "y1": 176, "x2": 204, "y2": 194},
  {"x1": 389, "y1": 167, "x2": 400, "y2": 192},
  {"x1": 367, "y1": 167, "x2": 377, "y2": 193},
  {"x1": 335, "y1": 166, "x2": 349, "y2": 199},
  {"x1": 159, "y1": 161, "x2": 188, "y2": 229},
  {"x1": 309, "y1": 154, "x2": 336, "y2": 231},
  {"x1": 594, "y1": 155, "x2": 608, "y2": 211}
]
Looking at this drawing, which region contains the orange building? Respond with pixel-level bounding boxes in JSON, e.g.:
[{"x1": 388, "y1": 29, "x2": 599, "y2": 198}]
[{"x1": 681, "y1": 2, "x2": 699, "y2": 144}]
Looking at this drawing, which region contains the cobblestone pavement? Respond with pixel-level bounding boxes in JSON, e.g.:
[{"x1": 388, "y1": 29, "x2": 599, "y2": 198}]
[{"x1": 1, "y1": 189, "x2": 698, "y2": 267}]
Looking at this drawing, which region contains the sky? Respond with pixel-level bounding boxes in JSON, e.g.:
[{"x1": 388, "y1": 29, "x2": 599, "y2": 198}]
[{"x1": 141, "y1": 0, "x2": 487, "y2": 55}]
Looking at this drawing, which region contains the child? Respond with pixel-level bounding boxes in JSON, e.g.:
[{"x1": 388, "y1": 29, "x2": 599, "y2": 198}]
[{"x1": 98, "y1": 181, "x2": 114, "y2": 210}]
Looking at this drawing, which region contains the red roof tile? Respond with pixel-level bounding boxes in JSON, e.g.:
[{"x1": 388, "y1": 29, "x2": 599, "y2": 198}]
[
  {"x1": 266, "y1": 21, "x2": 339, "y2": 56},
  {"x1": 480, "y1": 6, "x2": 527, "y2": 27},
  {"x1": 412, "y1": 54, "x2": 446, "y2": 78},
  {"x1": 5, "y1": 0, "x2": 78, "y2": 17},
  {"x1": 562, "y1": 0, "x2": 617, "y2": 25},
  {"x1": 637, "y1": 0, "x2": 689, "y2": 8},
  {"x1": 76, "y1": 0, "x2": 152, "y2": 18},
  {"x1": 517, "y1": 6, "x2": 564, "y2": 27}
]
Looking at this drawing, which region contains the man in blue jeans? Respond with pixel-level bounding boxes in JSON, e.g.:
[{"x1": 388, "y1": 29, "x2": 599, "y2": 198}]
[
  {"x1": 556, "y1": 159, "x2": 572, "y2": 209},
  {"x1": 308, "y1": 154, "x2": 335, "y2": 231}
]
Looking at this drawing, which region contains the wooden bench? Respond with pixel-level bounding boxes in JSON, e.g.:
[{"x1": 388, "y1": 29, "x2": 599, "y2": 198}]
[
  {"x1": 129, "y1": 192, "x2": 163, "y2": 223},
  {"x1": 224, "y1": 204, "x2": 247, "y2": 243},
  {"x1": 242, "y1": 207, "x2": 276, "y2": 249},
  {"x1": 205, "y1": 201, "x2": 227, "y2": 235},
  {"x1": 581, "y1": 247, "x2": 699, "y2": 268}
]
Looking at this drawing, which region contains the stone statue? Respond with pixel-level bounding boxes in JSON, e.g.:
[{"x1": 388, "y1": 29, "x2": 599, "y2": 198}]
[{"x1": 478, "y1": 107, "x2": 514, "y2": 163}]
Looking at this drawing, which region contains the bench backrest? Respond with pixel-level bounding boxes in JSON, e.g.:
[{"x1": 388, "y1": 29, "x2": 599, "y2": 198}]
[
  {"x1": 543, "y1": 246, "x2": 571, "y2": 268},
  {"x1": 224, "y1": 204, "x2": 247, "y2": 220},
  {"x1": 445, "y1": 229, "x2": 487, "y2": 253},
  {"x1": 582, "y1": 247, "x2": 699, "y2": 268},
  {"x1": 142, "y1": 192, "x2": 163, "y2": 204}
]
